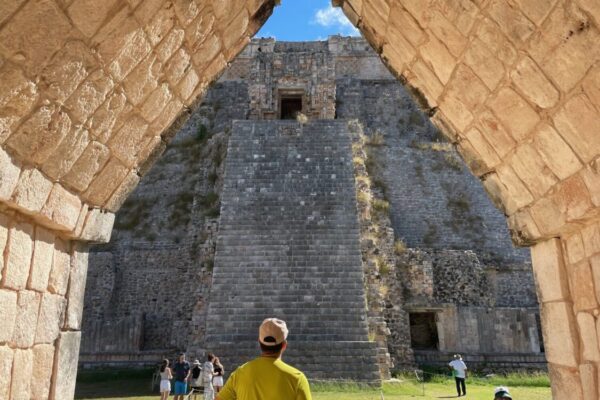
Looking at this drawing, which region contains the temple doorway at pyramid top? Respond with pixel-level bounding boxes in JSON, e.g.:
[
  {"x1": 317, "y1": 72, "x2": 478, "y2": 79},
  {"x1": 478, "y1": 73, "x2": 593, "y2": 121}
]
[{"x1": 0, "y1": 0, "x2": 599, "y2": 398}]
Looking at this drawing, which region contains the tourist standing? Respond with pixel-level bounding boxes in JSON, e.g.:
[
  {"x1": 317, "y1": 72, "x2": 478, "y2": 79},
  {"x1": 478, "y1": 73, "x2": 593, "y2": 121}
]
[
  {"x1": 216, "y1": 318, "x2": 312, "y2": 400},
  {"x1": 448, "y1": 354, "x2": 468, "y2": 397},
  {"x1": 212, "y1": 357, "x2": 225, "y2": 393},
  {"x1": 494, "y1": 386, "x2": 513, "y2": 399},
  {"x1": 203, "y1": 353, "x2": 216, "y2": 400},
  {"x1": 190, "y1": 360, "x2": 203, "y2": 399},
  {"x1": 159, "y1": 359, "x2": 173, "y2": 400},
  {"x1": 173, "y1": 353, "x2": 191, "y2": 400}
]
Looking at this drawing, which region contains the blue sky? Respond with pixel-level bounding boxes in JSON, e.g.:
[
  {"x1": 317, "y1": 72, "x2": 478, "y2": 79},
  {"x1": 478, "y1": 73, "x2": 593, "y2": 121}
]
[{"x1": 255, "y1": 0, "x2": 360, "y2": 41}]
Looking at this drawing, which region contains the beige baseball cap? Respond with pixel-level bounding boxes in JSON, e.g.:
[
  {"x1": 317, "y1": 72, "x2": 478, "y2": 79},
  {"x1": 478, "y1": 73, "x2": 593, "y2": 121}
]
[{"x1": 259, "y1": 318, "x2": 289, "y2": 346}]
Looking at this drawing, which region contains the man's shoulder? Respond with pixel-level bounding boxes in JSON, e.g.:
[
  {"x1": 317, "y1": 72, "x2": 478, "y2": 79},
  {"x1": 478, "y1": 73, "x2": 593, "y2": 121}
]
[{"x1": 276, "y1": 360, "x2": 308, "y2": 378}]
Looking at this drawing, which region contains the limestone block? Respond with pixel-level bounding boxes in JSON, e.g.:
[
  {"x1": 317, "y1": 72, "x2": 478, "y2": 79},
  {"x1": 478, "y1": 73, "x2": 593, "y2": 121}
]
[
  {"x1": 565, "y1": 233, "x2": 586, "y2": 265},
  {"x1": 65, "y1": 245, "x2": 89, "y2": 330},
  {"x1": 0, "y1": 64, "x2": 38, "y2": 142},
  {"x1": 191, "y1": 35, "x2": 221, "y2": 70},
  {"x1": 144, "y1": 2, "x2": 176, "y2": 46},
  {"x1": 11, "y1": 167, "x2": 53, "y2": 214},
  {"x1": 47, "y1": 238, "x2": 70, "y2": 296},
  {"x1": 141, "y1": 84, "x2": 173, "y2": 122},
  {"x1": 463, "y1": 38, "x2": 504, "y2": 91},
  {"x1": 71, "y1": 203, "x2": 89, "y2": 240},
  {"x1": 427, "y1": 10, "x2": 467, "y2": 57},
  {"x1": 11, "y1": 348, "x2": 33, "y2": 399},
  {"x1": 380, "y1": 37, "x2": 414, "y2": 75},
  {"x1": 87, "y1": 88, "x2": 130, "y2": 144},
  {"x1": 474, "y1": 17, "x2": 517, "y2": 66},
  {"x1": 555, "y1": 174, "x2": 594, "y2": 222},
  {"x1": 157, "y1": 28, "x2": 185, "y2": 62},
  {"x1": 105, "y1": 169, "x2": 140, "y2": 212},
  {"x1": 583, "y1": 66, "x2": 600, "y2": 108},
  {"x1": 495, "y1": 164, "x2": 534, "y2": 215},
  {"x1": 0, "y1": 289, "x2": 18, "y2": 342},
  {"x1": 222, "y1": 8, "x2": 249, "y2": 52},
  {"x1": 107, "y1": 115, "x2": 149, "y2": 167},
  {"x1": 79, "y1": 208, "x2": 115, "y2": 243},
  {"x1": 554, "y1": 94, "x2": 600, "y2": 163},
  {"x1": 549, "y1": 364, "x2": 584, "y2": 400},
  {"x1": 64, "y1": 69, "x2": 114, "y2": 124},
  {"x1": 31, "y1": 344, "x2": 55, "y2": 400},
  {"x1": 582, "y1": 224, "x2": 600, "y2": 257},
  {"x1": 511, "y1": 56, "x2": 559, "y2": 109},
  {"x1": 530, "y1": 195, "x2": 566, "y2": 235},
  {"x1": 541, "y1": 301, "x2": 579, "y2": 367},
  {"x1": 12, "y1": 290, "x2": 42, "y2": 348},
  {"x1": 133, "y1": 0, "x2": 164, "y2": 24},
  {"x1": 50, "y1": 331, "x2": 81, "y2": 400},
  {"x1": 41, "y1": 127, "x2": 90, "y2": 181},
  {"x1": 532, "y1": 123, "x2": 581, "y2": 180},
  {"x1": 488, "y1": 87, "x2": 540, "y2": 142},
  {"x1": 185, "y1": 11, "x2": 215, "y2": 51},
  {"x1": 0, "y1": 0, "x2": 74, "y2": 76},
  {"x1": 577, "y1": 312, "x2": 600, "y2": 361},
  {"x1": 476, "y1": 110, "x2": 516, "y2": 159},
  {"x1": 166, "y1": 49, "x2": 192, "y2": 87},
  {"x1": 530, "y1": 238, "x2": 571, "y2": 302},
  {"x1": 509, "y1": 143, "x2": 557, "y2": 198},
  {"x1": 0, "y1": 147, "x2": 20, "y2": 201},
  {"x1": 39, "y1": 40, "x2": 96, "y2": 103},
  {"x1": 387, "y1": 5, "x2": 425, "y2": 46},
  {"x1": 177, "y1": 68, "x2": 200, "y2": 102},
  {"x1": 3, "y1": 221, "x2": 34, "y2": 290},
  {"x1": 567, "y1": 260, "x2": 598, "y2": 312},
  {"x1": 404, "y1": 59, "x2": 444, "y2": 107},
  {"x1": 579, "y1": 363, "x2": 598, "y2": 400},
  {"x1": 137, "y1": 136, "x2": 166, "y2": 177},
  {"x1": 6, "y1": 104, "x2": 72, "y2": 164},
  {"x1": 62, "y1": 141, "x2": 110, "y2": 192},
  {"x1": 487, "y1": 0, "x2": 535, "y2": 44},
  {"x1": 173, "y1": 0, "x2": 200, "y2": 26},
  {"x1": 582, "y1": 159, "x2": 600, "y2": 207},
  {"x1": 0, "y1": 213, "x2": 8, "y2": 280},
  {"x1": 153, "y1": 99, "x2": 184, "y2": 138},
  {"x1": 508, "y1": 209, "x2": 542, "y2": 244},
  {"x1": 590, "y1": 255, "x2": 600, "y2": 310},
  {"x1": 419, "y1": 36, "x2": 455, "y2": 85},
  {"x1": 41, "y1": 184, "x2": 82, "y2": 231},
  {"x1": 67, "y1": 0, "x2": 120, "y2": 38},
  {"x1": 0, "y1": 346, "x2": 13, "y2": 399},
  {"x1": 440, "y1": 64, "x2": 489, "y2": 131},
  {"x1": 28, "y1": 227, "x2": 55, "y2": 292},
  {"x1": 83, "y1": 158, "x2": 129, "y2": 206},
  {"x1": 123, "y1": 54, "x2": 163, "y2": 106},
  {"x1": 35, "y1": 293, "x2": 66, "y2": 344},
  {"x1": 463, "y1": 128, "x2": 500, "y2": 170}
]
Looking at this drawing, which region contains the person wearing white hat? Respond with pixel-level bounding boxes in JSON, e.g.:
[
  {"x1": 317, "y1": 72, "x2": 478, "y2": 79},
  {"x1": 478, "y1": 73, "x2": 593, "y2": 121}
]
[
  {"x1": 494, "y1": 386, "x2": 513, "y2": 399},
  {"x1": 448, "y1": 354, "x2": 468, "y2": 397},
  {"x1": 216, "y1": 318, "x2": 312, "y2": 400}
]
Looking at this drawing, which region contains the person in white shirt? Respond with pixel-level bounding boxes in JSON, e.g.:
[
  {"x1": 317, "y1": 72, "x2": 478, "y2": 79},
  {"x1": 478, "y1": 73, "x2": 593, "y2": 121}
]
[{"x1": 448, "y1": 354, "x2": 468, "y2": 397}]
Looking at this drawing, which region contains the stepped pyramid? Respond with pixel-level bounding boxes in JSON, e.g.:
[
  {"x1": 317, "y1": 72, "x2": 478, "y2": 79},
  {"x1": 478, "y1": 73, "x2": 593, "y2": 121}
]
[{"x1": 202, "y1": 119, "x2": 380, "y2": 383}]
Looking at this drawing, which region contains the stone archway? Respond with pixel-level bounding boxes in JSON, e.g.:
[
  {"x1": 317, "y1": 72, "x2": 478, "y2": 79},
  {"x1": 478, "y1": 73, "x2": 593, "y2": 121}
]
[{"x1": 0, "y1": 0, "x2": 598, "y2": 398}]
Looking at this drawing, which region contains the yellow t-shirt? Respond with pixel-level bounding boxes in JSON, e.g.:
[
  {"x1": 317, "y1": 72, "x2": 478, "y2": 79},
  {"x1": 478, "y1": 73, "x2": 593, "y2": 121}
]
[{"x1": 217, "y1": 356, "x2": 312, "y2": 400}]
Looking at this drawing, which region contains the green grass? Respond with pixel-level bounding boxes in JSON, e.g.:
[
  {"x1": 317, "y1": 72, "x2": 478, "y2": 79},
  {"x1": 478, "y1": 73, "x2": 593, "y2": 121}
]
[{"x1": 75, "y1": 370, "x2": 551, "y2": 400}]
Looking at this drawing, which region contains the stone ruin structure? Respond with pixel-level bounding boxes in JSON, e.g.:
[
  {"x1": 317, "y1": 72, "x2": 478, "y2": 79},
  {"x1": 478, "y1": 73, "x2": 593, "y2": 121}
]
[
  {"x1": 80, "y1": 37, "x2": 544, "y2": 381},
  {"x1": 0, "y1": 0, "x2": 598, "y2": 397}
]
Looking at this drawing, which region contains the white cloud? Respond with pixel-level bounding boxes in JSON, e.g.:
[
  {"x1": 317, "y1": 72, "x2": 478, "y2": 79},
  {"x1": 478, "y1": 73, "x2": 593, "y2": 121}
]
[{"x1": 313, "y1": 6, "x2": 360, "y2": 36}]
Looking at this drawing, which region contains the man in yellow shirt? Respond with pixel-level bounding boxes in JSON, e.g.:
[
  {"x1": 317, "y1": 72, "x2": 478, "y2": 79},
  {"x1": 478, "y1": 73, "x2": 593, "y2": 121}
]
[{"x1": 216, "y1": 318, "x2": 312, "y2": 400}]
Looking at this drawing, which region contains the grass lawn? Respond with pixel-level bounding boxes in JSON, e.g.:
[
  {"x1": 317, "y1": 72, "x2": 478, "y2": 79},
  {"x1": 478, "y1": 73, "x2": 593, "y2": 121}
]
[{"x1": 75, "y1": 369, "x2": 552, "y2": 400}]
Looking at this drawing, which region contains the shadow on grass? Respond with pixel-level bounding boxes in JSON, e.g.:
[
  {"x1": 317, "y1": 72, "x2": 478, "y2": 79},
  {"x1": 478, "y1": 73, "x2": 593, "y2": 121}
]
[{"x1": 75, "y1": 368, "x2": 156, "y2": 399}]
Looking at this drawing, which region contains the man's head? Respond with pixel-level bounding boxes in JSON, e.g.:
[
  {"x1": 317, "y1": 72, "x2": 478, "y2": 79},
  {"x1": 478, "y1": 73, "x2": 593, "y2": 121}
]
[
  {"x1": 259, "y1": 318, "x2": 289, "y2": 355},
  {"x1": 207, "y1": 352, "x2": 215, "y2": 362},
  {"x1": 494, "y1": 386, "x2": 512, "y2": 399},
  {"x1": 453, "y1": 354, "x2": 462, "y2": 360},
  {"x1": 178, "y1": 353, "x2": 185, "y2": 362}
]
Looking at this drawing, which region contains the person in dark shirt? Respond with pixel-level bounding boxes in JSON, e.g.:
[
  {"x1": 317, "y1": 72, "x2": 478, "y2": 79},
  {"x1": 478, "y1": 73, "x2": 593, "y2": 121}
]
[{"x1": 173, "y1": 353, "x2": 191, "y2": 400}]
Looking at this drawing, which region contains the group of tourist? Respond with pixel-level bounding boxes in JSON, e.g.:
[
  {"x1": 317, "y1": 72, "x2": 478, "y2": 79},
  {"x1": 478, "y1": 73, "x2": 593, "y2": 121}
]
[
  {"x1": 449, "y1": 354, "x2": 514, "y2": 399},
  {"x1": 159, "y1": 352, "x2": 225, "y2": 400}
]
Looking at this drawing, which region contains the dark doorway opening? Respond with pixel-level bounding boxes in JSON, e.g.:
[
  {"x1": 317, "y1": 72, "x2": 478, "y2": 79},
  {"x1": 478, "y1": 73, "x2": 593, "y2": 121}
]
[
  {"x1": 280, "y1": 96, "x2": 302, "y2": 119},
  {"x1": 409, "y1": 312, "x2": 439, "y2": 350}
]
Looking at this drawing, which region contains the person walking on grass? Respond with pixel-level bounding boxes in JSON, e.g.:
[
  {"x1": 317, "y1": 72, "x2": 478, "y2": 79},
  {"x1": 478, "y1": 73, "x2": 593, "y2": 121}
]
[
  {"x1": 449, "y1": 354, "x2": 468, "y2": 397},
  {"x1": 173, "y1": 353, "x2": 191, "y2": 400},
  {"x1": 203, "y1": 353, "x2": 217, "y2": 400},
  {"x1": 212, "y1": 356, "x2": 225, "y2": 393},
  {"x1": 159, "y1": 359, "x2": 173, "y2": 400},
  {"x1": 216, "y1": 318, "x2": 312, "y2": 400}
]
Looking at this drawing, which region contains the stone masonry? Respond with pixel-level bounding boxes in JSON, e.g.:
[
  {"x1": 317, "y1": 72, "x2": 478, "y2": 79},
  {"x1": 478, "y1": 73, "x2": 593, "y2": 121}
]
[{"x1": 0, "y1": 0, "x2": 599, "y2": 397}]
